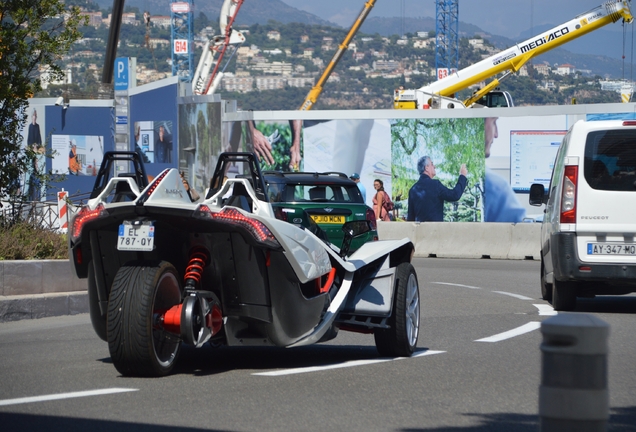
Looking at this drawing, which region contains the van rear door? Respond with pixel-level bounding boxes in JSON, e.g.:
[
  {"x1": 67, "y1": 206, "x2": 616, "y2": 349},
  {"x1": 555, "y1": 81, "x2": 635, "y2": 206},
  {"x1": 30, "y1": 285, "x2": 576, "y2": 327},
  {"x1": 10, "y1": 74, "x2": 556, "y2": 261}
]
[{"x1": 575, "y1": 126, "x2": 636, "y2": 263}]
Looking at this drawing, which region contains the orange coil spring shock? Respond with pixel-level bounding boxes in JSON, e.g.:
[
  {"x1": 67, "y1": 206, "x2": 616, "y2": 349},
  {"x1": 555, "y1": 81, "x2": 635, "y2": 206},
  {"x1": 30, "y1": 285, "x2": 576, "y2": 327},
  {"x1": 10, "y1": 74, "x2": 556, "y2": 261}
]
[{"x1": 184, "y1": 246, "x2": 210, "y2": 289}]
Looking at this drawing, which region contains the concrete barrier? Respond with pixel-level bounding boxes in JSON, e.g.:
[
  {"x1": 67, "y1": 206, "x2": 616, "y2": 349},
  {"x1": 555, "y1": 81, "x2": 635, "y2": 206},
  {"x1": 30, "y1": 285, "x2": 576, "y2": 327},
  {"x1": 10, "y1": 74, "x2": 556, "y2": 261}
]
[
  {"x1": 508, "y1": 223, "x2": 542, "y2": 260},
  {"x1": 377, "y1": 221, "x2": 540, "y2": 260}
]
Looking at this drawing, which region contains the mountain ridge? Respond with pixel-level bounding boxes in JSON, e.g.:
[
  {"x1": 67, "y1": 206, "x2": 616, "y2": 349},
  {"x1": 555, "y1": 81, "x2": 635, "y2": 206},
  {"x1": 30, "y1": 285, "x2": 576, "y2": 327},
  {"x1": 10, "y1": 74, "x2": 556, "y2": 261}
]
[{"x1": 91, "y1": 0, "x2": 628, "y2": 78}]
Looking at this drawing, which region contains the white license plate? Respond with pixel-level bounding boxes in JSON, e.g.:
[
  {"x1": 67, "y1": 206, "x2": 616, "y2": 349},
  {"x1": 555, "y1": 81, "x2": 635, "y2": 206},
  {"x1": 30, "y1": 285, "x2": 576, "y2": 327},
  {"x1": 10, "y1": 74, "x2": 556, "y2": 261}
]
[
  {"x1": 118, "y1": 223, "x2": 155, "y2": 251},
  {"x1": 587, "y1": 243, "x2": 636, "y2": 255}
]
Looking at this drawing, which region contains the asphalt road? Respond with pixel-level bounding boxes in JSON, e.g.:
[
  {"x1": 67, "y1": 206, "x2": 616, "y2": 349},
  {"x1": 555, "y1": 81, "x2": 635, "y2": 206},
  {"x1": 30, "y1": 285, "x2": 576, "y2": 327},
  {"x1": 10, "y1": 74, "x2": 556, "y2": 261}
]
[{"x1": 1, "y1": 258, "x2": 635, "y2": 432}]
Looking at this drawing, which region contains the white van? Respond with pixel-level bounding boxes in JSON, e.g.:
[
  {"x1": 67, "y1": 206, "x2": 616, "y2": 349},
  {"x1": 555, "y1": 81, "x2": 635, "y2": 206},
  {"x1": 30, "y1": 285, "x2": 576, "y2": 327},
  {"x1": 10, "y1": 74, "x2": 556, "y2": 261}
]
[{"x1": 529, "y1": 119, "x2": 636, "y2": 311}]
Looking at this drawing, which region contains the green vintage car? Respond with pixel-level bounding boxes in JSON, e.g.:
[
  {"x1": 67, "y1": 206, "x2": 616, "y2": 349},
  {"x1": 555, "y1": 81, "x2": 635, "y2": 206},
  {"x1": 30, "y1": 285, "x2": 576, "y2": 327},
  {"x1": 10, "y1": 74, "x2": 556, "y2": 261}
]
[{"x1": 263, "y1": 171, "x2": 378, "y2": 253}]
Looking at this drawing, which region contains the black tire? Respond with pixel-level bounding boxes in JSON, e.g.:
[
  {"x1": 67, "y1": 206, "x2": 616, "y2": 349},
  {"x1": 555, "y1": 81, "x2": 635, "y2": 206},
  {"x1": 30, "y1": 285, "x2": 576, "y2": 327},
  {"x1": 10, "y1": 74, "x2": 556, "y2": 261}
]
[
  {"x1": 88, "y1": 261, "x2": 108, "y2": 342},
  {"x1": 540, "y1": 258, "x2": 552, "y2": 302},
  {"x1": 107, "y1": 261, "x2": 182, "y2": 377},
  {"x1": 374, "y1": 262, "x2": 420, "y2": 357},
  {"x1": 552, "y1": 279, "x2": 577, "y2": 311}
]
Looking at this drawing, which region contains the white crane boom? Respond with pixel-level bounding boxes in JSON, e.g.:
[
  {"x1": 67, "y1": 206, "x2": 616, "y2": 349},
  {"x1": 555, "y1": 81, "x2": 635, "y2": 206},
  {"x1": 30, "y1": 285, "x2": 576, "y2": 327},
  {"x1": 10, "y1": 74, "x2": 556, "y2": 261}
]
[{"x1": 192, "y1": 0, "x2": 246, "y2": 96}]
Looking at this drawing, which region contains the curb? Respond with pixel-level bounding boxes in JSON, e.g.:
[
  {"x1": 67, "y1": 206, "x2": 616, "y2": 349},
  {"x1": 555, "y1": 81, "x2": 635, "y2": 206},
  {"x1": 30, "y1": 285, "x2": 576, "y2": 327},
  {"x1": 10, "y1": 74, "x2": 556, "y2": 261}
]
[
  {"x1": 0, "y1": 260, "x2": 88, "y2": 323},
  {"x1": 0, "y1": 291, "x2": 88, "y2": 323}
]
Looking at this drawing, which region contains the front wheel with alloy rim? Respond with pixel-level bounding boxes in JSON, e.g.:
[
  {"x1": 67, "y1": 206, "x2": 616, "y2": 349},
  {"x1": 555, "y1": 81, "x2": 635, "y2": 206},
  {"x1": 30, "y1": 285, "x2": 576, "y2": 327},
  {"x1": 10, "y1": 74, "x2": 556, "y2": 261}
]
[
  {"x1": 107, "y1": 261, "x2": 183, "y2": 377},
  {"x1": 374, "y1": 262, "x2": 420, "y2": 357}
]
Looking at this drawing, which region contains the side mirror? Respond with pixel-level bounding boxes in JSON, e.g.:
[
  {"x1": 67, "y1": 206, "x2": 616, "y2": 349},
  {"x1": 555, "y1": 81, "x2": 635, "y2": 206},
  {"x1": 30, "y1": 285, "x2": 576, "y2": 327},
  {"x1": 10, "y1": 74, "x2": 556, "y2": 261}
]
[
  {"x1": 339, "y1": 220, "x2": 372, "y2": 258},
  {"x1": 529, "y1": 183, "x2": 548, "y2": 206}
]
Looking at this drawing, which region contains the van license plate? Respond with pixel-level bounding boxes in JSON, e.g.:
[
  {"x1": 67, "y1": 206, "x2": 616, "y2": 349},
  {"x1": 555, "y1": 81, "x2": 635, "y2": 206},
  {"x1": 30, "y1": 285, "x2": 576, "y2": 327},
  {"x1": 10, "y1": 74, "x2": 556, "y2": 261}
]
[
  {"x1": 118, "y1": 222, "x2": 155, "y2": 251},
  {"x1": 587, "y1": 243, "x2": 636, "y2": 255}
]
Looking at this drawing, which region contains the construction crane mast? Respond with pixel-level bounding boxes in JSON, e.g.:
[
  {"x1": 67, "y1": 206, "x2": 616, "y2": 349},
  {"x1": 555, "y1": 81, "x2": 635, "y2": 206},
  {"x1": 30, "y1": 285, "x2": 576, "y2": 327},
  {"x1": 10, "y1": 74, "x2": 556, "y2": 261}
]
[
  {"x1": 171, "y1": 0, "x2": 195, "y2": 82},
  {"x1": 435, "y1": 0, "x2": 459, "y2": 81}
]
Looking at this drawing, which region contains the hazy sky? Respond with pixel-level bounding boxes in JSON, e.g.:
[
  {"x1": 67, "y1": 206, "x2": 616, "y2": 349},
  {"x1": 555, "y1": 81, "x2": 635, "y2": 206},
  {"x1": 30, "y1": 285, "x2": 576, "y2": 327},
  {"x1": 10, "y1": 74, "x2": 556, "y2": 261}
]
[{"x1": 280, "y1": 0, "x2": 628, "y2": 38}]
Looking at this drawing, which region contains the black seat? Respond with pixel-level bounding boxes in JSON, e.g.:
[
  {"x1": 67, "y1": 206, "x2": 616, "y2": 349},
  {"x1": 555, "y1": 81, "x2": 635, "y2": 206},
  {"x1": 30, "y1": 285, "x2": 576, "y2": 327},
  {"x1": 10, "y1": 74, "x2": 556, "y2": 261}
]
[
  {"x1": 309, "y1": 186, "x2": 326, "y2": 200},
  {"x1": 112, "y1": 181, "x2": 136, "y2": 202},
  {"x1": 226, "y1": 183, "x2": 253, "y2": 212},
  {"x1": 592, "y1": 160, "x2": 609, "y2": 179}
]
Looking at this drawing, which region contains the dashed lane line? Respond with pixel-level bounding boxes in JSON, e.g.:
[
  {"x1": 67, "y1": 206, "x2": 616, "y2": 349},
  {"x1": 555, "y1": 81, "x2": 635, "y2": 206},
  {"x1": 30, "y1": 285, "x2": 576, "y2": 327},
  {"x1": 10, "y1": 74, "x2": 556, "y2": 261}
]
[
  {"x1": 475, "y1": 322, "x2": 542, "y2": 343},
  {"x1": 432, "y1": 282, "x2": 481, "y2": 290},
  {"x1": 491, "y1": 291, "x2": 534, "y2": 300},
  {"x1": 0, "y1": 388, "x2": 139, "y2": 407},
  {"x1": 252, "y1": 350, "x2": 446, "y2": 377}
]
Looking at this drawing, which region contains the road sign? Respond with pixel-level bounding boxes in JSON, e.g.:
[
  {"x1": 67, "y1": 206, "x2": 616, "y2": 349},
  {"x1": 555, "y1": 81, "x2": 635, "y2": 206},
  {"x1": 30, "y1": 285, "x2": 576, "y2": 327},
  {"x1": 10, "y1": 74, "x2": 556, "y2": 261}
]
[{"x1": 114, "y1": 58, "x2": 129, "y2": 91}]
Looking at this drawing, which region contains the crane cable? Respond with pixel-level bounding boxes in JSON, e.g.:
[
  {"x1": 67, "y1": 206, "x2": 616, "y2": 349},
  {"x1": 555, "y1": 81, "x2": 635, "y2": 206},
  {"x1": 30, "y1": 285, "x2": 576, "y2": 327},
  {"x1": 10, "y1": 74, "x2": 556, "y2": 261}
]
[
  {"x1": 629, "y1": 16, "x2": 634, "y2": 85},
  {"x1": 622, "y1": 19, "x2": 626, "y2": 81},
  {"x1": 621, "y1": 17, "x2": 634, "y2": 102},
  {"x1": 143, "y1": 10, "x2": 158, "y2": 71}
]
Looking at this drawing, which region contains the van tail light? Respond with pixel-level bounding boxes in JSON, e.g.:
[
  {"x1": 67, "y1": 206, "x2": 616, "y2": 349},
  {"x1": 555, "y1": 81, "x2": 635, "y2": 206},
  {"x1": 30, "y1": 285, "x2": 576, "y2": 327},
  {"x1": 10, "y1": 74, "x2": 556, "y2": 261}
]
[
  {"x1": 560, "y1": 165, "x2": 578, "y2": 224},
  {"x1": 366, "y1": 207, "x2": 377, "y2": 231}
]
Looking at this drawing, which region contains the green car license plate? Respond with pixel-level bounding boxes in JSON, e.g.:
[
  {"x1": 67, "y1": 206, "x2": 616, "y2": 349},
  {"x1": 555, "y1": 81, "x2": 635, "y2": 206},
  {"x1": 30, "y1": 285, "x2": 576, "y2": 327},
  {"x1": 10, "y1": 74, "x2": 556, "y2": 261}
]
[{"x1": 311, "y1": 215, "x2": 344, "y2": 224}]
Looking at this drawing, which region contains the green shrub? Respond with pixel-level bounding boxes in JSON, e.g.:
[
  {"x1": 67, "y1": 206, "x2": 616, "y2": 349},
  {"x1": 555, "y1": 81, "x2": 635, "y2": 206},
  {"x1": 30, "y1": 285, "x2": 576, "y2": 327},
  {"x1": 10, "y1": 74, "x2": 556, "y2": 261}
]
[{"x1": 0, "y1": 223, "x2": 68, "y2": 260}]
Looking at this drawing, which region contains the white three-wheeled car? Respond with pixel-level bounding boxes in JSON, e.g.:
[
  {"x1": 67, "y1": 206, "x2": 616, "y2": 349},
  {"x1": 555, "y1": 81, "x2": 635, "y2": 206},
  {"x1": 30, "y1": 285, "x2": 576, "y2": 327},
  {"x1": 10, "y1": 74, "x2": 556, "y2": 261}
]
[{"x1": 69, "y1": 152, "x2": 420, "y2": 376}]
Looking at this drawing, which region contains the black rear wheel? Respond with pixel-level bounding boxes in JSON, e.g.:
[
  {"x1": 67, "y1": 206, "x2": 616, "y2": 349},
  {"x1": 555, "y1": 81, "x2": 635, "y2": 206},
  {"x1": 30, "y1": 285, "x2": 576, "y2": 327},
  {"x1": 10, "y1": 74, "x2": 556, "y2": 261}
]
[
  {"x1": 540, "y1": 258, "x2": 552, "y2": 302},
  {"x1": 374, "y1": 262, "x2": 420, "y2": 357},
  {"x1": 107, "y1": 261, "x2": 182, "y2": 377},
  {"x1": 552, "y1": 279, "x2": 577, "y2": 311}
]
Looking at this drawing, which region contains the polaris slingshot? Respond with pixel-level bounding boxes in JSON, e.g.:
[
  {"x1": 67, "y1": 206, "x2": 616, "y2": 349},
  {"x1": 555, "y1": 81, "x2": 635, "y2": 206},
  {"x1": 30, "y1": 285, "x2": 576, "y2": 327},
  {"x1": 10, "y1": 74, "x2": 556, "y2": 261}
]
[{"x1": 69, "y1": 152, "x2": 420, "y2": 377}]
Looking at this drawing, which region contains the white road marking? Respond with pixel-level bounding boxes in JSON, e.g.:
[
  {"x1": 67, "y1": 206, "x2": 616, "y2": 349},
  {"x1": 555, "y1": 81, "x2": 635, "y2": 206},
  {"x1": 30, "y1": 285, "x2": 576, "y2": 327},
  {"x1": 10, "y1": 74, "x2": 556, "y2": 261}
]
[
  {"x1": 252, "y1": 350, "x2": 446, "y2": 376},
  {"x1": 0, "y1": 388, "x2": 138, "y2": 407},
  {"x1": 475, "y1": 322, "x2": 541, "y2": 343},
  {"x1": 492, "y1": 291, "x2": 534, "y2": 300},
  {"x1": 432, "y1": 282, "x2": 481, "y2": 290},
  {"x1": 534, "y1": 304, "x2": 557, "y2": 316}
]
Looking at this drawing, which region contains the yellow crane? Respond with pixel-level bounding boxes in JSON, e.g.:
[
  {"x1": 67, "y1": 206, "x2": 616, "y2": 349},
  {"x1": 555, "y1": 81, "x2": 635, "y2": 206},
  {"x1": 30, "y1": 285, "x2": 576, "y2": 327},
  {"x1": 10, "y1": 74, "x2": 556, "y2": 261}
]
[
  {"x1": 299, "y1": 0, "x2": 377, "y2": 110},
  {"x1": 394, "y1": 0, "x2": 634, "y2": 109}
]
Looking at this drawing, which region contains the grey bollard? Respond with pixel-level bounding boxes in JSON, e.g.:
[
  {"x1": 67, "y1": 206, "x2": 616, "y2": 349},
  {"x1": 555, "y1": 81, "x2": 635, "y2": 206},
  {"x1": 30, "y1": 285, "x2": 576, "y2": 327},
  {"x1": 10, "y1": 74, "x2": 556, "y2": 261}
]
[{"x1": 539, "y1": 313, "x2": 610, "y2": 432}]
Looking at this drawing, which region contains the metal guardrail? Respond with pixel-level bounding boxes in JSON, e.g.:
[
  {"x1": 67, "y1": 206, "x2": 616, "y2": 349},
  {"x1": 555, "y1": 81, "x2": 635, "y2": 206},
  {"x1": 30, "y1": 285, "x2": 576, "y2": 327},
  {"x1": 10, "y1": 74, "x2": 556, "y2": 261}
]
[
  {"x1": 1, "y1": 201, "x2": 61, "y2": 229},
  {"x1": 0, "y1": 192, "x2": 89, "y2": 230}
]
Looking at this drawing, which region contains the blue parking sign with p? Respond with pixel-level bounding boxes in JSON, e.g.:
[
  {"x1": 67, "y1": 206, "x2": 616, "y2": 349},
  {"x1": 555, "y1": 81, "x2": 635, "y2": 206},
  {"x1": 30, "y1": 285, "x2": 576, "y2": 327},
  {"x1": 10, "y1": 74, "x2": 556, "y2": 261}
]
[{"x1": 114, "y1": 57, "x2": 129, "y2": 91}]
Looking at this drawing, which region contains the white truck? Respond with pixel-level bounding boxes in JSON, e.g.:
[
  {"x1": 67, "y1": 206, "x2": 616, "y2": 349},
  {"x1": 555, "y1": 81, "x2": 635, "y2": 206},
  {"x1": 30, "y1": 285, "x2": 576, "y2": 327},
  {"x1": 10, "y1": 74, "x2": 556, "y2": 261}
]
[{"x1": 394, "y1": 0, "x2": 634, "y2": 109}]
